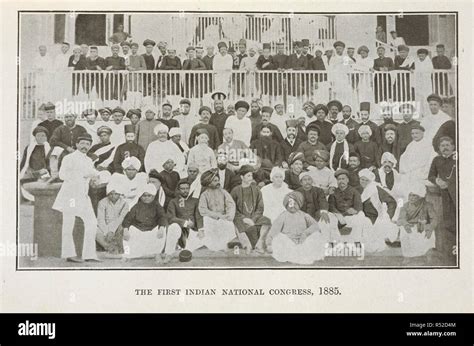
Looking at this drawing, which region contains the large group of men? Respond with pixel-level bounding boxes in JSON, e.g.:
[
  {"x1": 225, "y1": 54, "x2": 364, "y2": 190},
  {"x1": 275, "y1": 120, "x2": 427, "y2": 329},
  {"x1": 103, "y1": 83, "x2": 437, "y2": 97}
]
[{"x1": 22, "y1": 35, "x2": 457, "y2": 266}]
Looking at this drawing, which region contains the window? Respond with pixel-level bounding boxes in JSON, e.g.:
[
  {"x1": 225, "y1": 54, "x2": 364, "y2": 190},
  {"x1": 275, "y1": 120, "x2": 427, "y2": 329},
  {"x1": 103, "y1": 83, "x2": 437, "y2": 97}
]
[{"x1": 75, "y1": 14, "x2": 106, "y2": 46}]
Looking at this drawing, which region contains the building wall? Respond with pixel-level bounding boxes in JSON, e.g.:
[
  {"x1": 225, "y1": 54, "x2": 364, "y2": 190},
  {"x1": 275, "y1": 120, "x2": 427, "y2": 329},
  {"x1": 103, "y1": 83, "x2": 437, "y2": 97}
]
[{"x1": 335, "y1": 15, "x2": 378, "y2": 57}]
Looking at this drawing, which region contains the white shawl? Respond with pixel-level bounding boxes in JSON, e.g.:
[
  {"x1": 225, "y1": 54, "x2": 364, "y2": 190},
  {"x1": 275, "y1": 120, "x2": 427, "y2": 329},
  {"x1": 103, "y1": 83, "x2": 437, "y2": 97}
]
[{"x1": 329, "y1": 140, "x2": 349, "y2": 171}]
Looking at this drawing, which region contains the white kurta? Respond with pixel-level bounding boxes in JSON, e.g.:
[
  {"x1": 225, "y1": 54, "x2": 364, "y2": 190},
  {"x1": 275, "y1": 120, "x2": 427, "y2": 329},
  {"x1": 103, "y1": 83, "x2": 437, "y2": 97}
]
[
  {"x1": 306, "y1": 166, "x2": 338, "y2": 193},
  {"x1": 224, "y1": 115, "x2": 252, "y2": 146},
  {"x1": 399, "y1": 224, "x2": 436, "y2": 258},
  {"x1": 124, "y1": 225, "x2": 181, "y2": 259},
  {"x1": 261, "y1": 183, "x2": 293, "y2": 222},
  {"x1": 399, "y1": 138, "x2": 437, "y2": 194},
  {"x1": 328, "y1": 53, "x2": 351, "y2": 104},
  {"x1": 144, "y1": 139, "x2": 186, "y2": 177},
  {"x1": 212, "y1": 53, "x2": 233, "y2": 93},
  {"x1": 108, "y1": 172, "x2": 148, "y2": 208},
  {"x1": 187, "y1": 144, "x2": 217, "y2": 174},
  {"x1": 420, "y1": 110, "x2": 451, "y2": 144}
]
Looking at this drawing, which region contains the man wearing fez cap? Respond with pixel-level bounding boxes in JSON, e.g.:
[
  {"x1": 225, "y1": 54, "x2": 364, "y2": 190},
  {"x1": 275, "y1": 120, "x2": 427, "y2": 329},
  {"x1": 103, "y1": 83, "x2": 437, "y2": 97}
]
[
  {"x1": 377, "y1": 104, "x2": 398, "y2": 145},
  {"x1": 52, "y1": 131, "x2": 101, "y2": 263},
  {"x1": 87, "y1": 125, "x2": 115, "y2": 170},
  {"x1": 38, "y1": 102, "x2": 63, "y2": 141},
  {"x1": 111, "y1": 124, "x2": 145, "y2": 174},
  {"x1": 210, "y1": 91, "x2": 229, "y2": 142},
  {"x1": 185, "y1": 168, "x2": 236, "y2": 252},
  {"x1": 281, "y1": 119, "x2": 304, "y2": 168},
  {"x1": 353, "y1": 102, "x2": 380, "y2": 144}
]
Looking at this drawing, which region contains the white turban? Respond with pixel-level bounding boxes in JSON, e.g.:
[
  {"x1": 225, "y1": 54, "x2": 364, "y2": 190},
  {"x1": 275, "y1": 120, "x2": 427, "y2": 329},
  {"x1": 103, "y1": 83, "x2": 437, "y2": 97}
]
[
  {"x1": 154, "y1": 123, "x2": 169, "y2": 135},
  {"x1": 409, "y1": 182, "x2": 427, "y2": 198},
  {"x1": 270, "y1": 167, "x2": 285, "y2": 182},
  {"x1": 97, "y1": 170, "x2": 111, "y2": 185},
  {"x1": 358, "y1": 125, "x2": 372, "y2": 136},
  {"x1": 381, "y1": 152, "x2": 398, "y2": 166},
  {"x1": 106, "y1": 179, "x2": 123, "y2": 195},
  {"x1": 331, "y1": 123, "x2": 349, "y2": 136},
  {"x1": 358, "y1": 168, "x2": 376, "y2": 181},
  {"x1": 142, "y1": 105, "x2": 158, "y2": 114},
  {"x1": 169, "y1": 127, "x2": 182, "y2": 137},
  {"x1": 121, "y1": 156, "x2": 141, "y2": 170},
  {"x1": 143, "y1": 183, "x2": 157, "y2": 196},
  {"x1": 298, "y1": 171, "x2": 313, "y2": 181}
]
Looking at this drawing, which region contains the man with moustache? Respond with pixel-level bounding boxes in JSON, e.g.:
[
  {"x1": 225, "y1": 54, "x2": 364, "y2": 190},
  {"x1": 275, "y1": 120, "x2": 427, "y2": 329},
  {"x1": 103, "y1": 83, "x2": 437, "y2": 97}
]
[
  {"x1": 52, "y1": 133, "x2": 101, "y2": 263},
  {"x1": 327, "y1": 100, "x2": 343, "y2": 125},
  {"x1": 188, "y1": 106, "x2": 220, "y2": 150},
  {"x1": 340, "y1": 105, "x2": 358, "y2": 144},
  {"x1": 380, "y1": 124, "x2": 398, "y2": 160},
  {"x1": 375, "y1": 152, "x2": 403, "y2": 200},
  {"x1": 353, "y1": 102, "x2": 380, "y2": 145},
  {"x1": 296, "y1": 124, "x2": 327, "y2": 167},
  {"x1": 209, "y1": 92, "x2": 229, "y2": 143},
  {"x1": 50, "y1": 113, "x2": 88, "y2": 164},
  {"x1": 307, "y1": 104, "x2": 333, "y2": 146},
  {"x1": 377, "y1": 106, "x2": 398, "y2": 144},
  {"x1": 280, "y1": 120, "x2": 304, "y2": 168},
  {"x1": 38, "y1": 102, "x2": 63, "y2": 141},
  {"x1": 251, "y1": 106, "x2": 284, "y2": 143}
]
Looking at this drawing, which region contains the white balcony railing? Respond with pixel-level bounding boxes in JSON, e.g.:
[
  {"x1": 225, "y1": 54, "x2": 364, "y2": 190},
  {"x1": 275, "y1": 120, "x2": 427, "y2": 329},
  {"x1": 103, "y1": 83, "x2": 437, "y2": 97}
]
[{"x1": 21, "y1": 69, "x2": 456, "y2": 120}]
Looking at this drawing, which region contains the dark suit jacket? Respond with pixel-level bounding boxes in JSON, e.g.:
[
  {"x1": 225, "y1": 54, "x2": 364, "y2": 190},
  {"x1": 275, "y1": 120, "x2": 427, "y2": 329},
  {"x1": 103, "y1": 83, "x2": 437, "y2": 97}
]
[
  {"x1": 281, "y1": 138, "x2": 304, "y2": 164},
  {"x1": 286, "y1": 54, "x2": 309, "y2": 70},
  {"x1": 182, "y1": 58, "x2": 206, "y2": 70},
  {"x1": 220, "y1": 168, "x2": 240, "y2": 193},
  {"x1": 373, "y1": 57, "x2": 394, "y2": 71}
]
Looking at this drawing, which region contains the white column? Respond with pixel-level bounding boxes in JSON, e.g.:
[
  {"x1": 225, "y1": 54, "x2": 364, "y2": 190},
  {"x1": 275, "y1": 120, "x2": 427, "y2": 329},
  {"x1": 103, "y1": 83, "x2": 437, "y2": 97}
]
[{"x1": 65, "y1": 13, "x2": 76, "y2": 45}]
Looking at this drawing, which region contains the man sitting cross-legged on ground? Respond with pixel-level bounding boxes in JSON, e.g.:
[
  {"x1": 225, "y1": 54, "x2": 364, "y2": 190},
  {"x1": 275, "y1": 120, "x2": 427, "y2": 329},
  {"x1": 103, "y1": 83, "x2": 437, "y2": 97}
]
[
  {"x1": 188, "y1": 169, "x2": 236, "y2": 252},
  {"x1": 231, "y1": 165, "x2": 272, "y2": 254},
  {"x1": 167, "y1": 179, "x2": 203, "y2": 260},
  {"x1": 122, "y1": 183, "x2": 180, "y2": 263},
  {"x1": 266, "y1": 191, "x2": 326, "y2": 265},
  {"x1": 96, "y1": 180, "x2": 129, "y2": 257}
]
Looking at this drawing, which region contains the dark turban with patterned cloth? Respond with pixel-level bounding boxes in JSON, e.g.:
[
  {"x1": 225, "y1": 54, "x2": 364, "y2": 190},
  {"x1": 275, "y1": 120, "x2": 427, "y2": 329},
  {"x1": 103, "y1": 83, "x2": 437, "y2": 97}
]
[
  {"x1": 283, "y1": 191, "x2": 304, "y2": 209},
  {"x1": 313, "y1": 149, "x2": 330, "y2": 162},
  {"x1": 288, "y1": 152, "x2": 305, "y2": 166},
  {"x1": 200, "y1": 168, "x2": 219, "y2": 187}
]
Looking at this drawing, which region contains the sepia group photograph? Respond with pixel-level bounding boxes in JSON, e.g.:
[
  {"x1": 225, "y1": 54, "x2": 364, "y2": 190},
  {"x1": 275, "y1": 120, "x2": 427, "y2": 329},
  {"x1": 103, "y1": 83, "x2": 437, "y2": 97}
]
[{"x1": 16, "y1": 9, "x2": 459, "y2": 271}]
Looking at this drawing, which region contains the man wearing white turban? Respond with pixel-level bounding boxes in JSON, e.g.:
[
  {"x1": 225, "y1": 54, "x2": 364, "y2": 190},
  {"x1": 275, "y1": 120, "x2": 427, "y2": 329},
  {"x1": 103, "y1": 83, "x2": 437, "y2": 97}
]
[
  {"x1": 109, "y1": 156, "x2": 148, "y2": 208},
  {"x1": 376, "y1": 152, "x2": 404, "y2": 201},
  {"x1": 329, "y1": 123, "x2": 354, "y2": 171},
  {"x1": 96, "y1": 180, "x2": 129, "y2": 256},
  {"x1": 144, "y1": 123, "x2": 186, "y2": 177},
  {"x1": 359, "y1": 168, "x2": 399, "y2": 252},
  {"x1": 122, "y1": 183, "x2": 181, "y2": 263},
  {"x1": 397, "y1": 182, "x2": 438, "y2": 259}
]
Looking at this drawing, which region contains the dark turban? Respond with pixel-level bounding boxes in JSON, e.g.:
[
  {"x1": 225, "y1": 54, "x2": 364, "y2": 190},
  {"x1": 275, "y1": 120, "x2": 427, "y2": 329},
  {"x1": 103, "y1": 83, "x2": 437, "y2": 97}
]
[
  {"x1": 283, "y1": 191, "x2": 304, "y2": 209},
  {"x1": 200, "y1": 168, "x2": 219, "y2": 187}
]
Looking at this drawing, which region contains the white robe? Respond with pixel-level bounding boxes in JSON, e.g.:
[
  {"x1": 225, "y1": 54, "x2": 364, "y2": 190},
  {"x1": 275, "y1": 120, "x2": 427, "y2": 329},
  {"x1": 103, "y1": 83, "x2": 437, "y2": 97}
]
[
  {"x1": 352, "y1": 56, "x2": 374, "y2": 103},
  {"x1": 224, "y1": 115, "x2": 252, "y2": 146},
  {"x1": 144, "y1": 139, "x2": 186, "y2": 177},
  {"x1": 108, "y1": 172, "x2": 148, "y2": 208},
  {"x1": 399, "y1": 138, "x2": 437, "y2": 197},
  {"x1": 261, "y1": 183, "x2": 292, "y2": 223},
  {"x1": 212, "y1": 53, "x2": 233, "y2": 93},
  {"x1": 270, "y1": 112, "x2": 290, "y2": 137},
  {"x1": 414, "y1": 57, "x2": 434, "y2": 113},
  {"x1": 328, "y1": 53, "x2": 351, "y2": 104},
  {"x1": 420, "y1": 110, "x2": 451, "y2": 144}
]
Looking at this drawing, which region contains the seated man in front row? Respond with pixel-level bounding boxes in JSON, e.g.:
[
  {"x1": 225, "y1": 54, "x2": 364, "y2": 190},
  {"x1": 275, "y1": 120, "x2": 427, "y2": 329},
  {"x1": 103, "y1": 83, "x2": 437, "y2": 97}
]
[
  {"x1": 328, "y1": 169, "x2": 371, "y2": 243},
  {"x1": 122, "y1": 183, "x2": 181, "y2": 263},
  {"x1": 187, "y1": 169, "x2": 236, "y2": 252},
  {"x1": 265, "y1": 191, "x2": 326, "y2": 265},
  {"x1": 167, "y1": 179, "x2": 203, "y2": 261}
]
